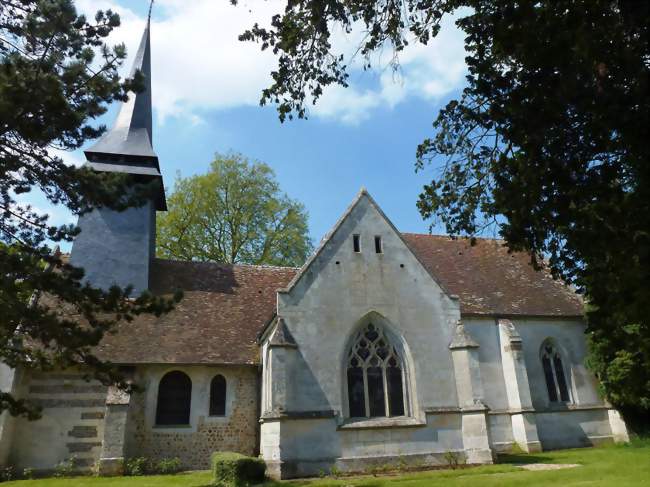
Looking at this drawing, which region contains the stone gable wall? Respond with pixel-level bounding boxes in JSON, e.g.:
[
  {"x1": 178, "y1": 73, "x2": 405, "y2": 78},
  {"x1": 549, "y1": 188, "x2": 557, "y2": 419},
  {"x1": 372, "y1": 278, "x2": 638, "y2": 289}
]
[{"x1": 127, "y1": 365, "x2": 258, "y2": 470}]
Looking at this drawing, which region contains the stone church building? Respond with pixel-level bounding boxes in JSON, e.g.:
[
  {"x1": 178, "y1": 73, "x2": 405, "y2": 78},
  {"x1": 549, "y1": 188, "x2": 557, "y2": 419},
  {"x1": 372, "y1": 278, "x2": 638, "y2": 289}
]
[{"x1": 0, "y1": 19, "x2": 629, "y2": 479}]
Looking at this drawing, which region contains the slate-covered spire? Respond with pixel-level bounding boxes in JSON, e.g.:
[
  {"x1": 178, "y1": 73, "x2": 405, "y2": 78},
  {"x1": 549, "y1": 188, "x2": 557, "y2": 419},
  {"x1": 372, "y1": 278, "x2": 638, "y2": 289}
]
[
  {"x1": 71, "y1": 7, "x2": 164, "y2": 295},
  {"x1": 84, "y1": 9, "x2": 165, "y2": 209}
]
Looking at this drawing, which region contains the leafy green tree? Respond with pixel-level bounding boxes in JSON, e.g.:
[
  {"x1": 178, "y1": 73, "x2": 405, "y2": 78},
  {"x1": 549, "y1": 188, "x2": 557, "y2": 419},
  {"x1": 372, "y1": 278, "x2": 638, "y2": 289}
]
[
  {"x1": 235, "y1": 0, "x2": 650, "y2": 417},
  {"x1": 157, "y1": 153, "x2": 312, "y2": 267},
  {"x1": 0, "y1": 0, "x2": 178, "y2": 418}
]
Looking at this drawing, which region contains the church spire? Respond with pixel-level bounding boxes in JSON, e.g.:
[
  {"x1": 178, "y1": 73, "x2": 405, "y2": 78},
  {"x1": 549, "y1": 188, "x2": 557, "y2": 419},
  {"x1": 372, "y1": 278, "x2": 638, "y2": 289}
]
[
  {"x1": 86, "y1": 14, "x2": 154, "y2": 160},
  {"x1": 84, "y1": 6, "x2": 165, "y2": 210},
  {"x1": 71, "y1": 3, "x2": 164, "y2": 295},
  {"x1": 147, "y1": 0, "x2": 154, "y2": 25}
]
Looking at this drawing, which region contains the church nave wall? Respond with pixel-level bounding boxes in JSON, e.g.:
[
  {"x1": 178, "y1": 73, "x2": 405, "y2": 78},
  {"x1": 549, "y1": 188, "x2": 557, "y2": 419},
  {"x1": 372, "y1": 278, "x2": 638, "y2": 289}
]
[
  {"x1": 127, "y1": 364, "x2": 258, "y2": 470},
  {"x1": 6, "y1": 369, "x2": 108, "y2": 472}
]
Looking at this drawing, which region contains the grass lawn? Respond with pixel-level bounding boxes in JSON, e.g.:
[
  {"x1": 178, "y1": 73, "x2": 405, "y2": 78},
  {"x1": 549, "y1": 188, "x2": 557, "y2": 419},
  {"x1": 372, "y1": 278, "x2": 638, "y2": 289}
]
[{"x1": 4, "y1": 439, "x2": 649, "y2": 487}]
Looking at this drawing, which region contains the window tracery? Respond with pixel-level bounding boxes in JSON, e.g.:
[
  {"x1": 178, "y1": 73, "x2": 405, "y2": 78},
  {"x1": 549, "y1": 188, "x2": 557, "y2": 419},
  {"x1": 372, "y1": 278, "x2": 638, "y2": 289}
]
[
  {"x1": 541, "y1": 342, "x2": 571, "y2": 403},
  {"x1": 347, "y1": 323, "x2": 405, "y2": 418}
]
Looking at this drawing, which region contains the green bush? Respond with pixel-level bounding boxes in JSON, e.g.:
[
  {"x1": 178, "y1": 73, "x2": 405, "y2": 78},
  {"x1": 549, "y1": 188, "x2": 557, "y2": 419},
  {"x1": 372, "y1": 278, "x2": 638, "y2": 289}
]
[
  {"x1": 156, "y1": 457, "x2": 183, "y2": 475},
  {"x1": 123, "y1": 457, "x2": 182, "y2": 476},
  {"x1": 211, "y1": 452, "x2": 266, "y2": 487},
  {"x1": 124, "y1": 457, "x2": 148, "y2": 476},
  {"x1": 0, "y1": 466, "x2": 16, "y2": 482},
  {"x1": 53, "y1": 457, "x2": 77, "y2": 478}
]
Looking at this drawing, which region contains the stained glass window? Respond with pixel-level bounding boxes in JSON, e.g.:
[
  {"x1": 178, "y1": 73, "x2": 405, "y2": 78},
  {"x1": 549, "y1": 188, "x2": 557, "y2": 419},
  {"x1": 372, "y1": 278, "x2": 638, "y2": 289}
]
[
  {"x1": 541, "y1": 342, "x2": 571, "y2": 403},
  {"x1": 346, "y1": 323, "x2": 406, "y2": 418}
]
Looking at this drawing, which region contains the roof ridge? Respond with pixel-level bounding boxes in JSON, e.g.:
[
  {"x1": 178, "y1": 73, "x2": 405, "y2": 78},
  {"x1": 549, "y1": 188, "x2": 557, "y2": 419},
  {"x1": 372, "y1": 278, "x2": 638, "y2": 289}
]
[
  {"x1": 152, "y1": 257, "x2": 299, "y2": 270},
  {"x1": 401, "y1": 232, "x2": 506, "y2": 242}
]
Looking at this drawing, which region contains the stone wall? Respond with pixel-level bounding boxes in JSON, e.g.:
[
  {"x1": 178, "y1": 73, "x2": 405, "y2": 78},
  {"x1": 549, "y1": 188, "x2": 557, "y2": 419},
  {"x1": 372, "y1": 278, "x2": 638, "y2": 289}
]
[
  {"x1": 7, "y1": 370, "x2": 108, "y2": 471},
  {"x1": 465, "y1": 317, "x2": 623, "y2": 452},
  {"x1": 272, "y1": 194, "x2": 462, "y2": 416},
  {"x1": 128, "y1": 364, "x2": 258, "y2": 470}
]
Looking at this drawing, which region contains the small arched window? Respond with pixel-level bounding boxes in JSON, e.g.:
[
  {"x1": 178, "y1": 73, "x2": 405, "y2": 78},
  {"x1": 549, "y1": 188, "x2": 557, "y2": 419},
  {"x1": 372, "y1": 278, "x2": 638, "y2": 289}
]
[
  {"x1": 156, "y1": 371, "x2": 192, "y2": 425},
  {"x1": 347, "y1": 323, "x2": 405, "y2": 418},
  {"x1": 209, "y1": 374, "x2": 227, "y2": 416},
  {"x1": 541, "y1": 342, "x2": 571, "y2": 403}
]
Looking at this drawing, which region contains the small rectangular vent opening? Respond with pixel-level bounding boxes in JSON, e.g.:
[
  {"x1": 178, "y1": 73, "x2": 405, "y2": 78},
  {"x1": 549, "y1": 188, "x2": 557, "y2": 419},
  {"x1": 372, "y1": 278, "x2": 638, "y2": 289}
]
[
  {"x1": 353, "y1": 234, "x2": 361, "y2": 253},
  {"x1": 374, "y1": 236, "x2": 382, "y2": 254}
]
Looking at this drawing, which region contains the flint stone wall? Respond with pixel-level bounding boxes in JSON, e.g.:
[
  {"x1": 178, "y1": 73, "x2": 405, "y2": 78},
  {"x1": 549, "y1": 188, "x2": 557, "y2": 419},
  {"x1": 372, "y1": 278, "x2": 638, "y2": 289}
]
[{"x1": 127, "y1": 365, "x2": 258, "y2": 470}]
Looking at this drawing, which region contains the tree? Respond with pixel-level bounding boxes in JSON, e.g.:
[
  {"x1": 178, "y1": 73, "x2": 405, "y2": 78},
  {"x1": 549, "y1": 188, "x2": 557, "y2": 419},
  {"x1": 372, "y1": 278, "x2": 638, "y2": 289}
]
[
  {"x1": 235, "y1": 0, "x2": 650, "y2": 418},
  {"x1": 0, "y1": 1, "x2": 178, "y2": 418},
  {"x1": 157, "y1": 153, "x2": 312, "y2": 267}
]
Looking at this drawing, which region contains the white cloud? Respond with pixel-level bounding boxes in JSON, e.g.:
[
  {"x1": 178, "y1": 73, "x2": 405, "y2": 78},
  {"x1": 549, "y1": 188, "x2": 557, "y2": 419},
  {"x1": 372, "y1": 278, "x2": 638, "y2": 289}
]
[
  {"x1": 310, "y1": 13, "x2": 468, "y2": 124},
  {"x1": 75, "y1": 0, "x2": 467, "y2": 125},
  {"x1": 49, "y1": 148, "x2": 85, "y2": 167}
]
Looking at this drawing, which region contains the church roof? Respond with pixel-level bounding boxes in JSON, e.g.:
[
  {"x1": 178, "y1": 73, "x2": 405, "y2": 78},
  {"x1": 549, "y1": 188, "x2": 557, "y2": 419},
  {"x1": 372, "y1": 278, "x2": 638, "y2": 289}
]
[
  {"x1": 95, "y1": 235, "x2": 582, "y2": 365},
  {"x1": 402, "y1": 233, "x2": 584, "y2": 317},
  {"x1": 95, "y1": 259, "x2": 297, "y2": 365}
]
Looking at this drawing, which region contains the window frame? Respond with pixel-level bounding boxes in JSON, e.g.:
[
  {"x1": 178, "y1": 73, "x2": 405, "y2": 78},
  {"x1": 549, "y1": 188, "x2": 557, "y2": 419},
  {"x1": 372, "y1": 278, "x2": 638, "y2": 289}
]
[
  {"x1": 374, "y1": 235, "x2": 383, "y2": 254},
  {"x1": 540, "y1": 340, "x2": 572, "y2": 404},
  {"x1": 353, "y1": 234, "x2": 361, "y2": 253},
  {"x1": 155, "y1": 370, "x2": 192, "y2": 426},
  {"x1": 209, "y1": 374, "x2": 227, "y2": 417},
  {"x1": 345, "y1": 322, "x2": 407, "y2": 419}
]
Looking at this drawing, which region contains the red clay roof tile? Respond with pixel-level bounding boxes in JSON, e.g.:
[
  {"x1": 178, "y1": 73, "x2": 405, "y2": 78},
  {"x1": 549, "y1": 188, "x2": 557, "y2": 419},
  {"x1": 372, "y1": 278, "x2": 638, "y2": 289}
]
[
  {"x1": 402, "y1": 233, "x2": 583, "y2": 317},
  {"x1": 96, "y1": 259, "x2": 297, "y2": 365}
]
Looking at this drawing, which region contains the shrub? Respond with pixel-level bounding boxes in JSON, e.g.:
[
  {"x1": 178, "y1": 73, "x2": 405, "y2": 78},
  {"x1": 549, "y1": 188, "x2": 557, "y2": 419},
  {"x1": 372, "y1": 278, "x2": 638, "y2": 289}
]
[
  {"x1": 155, "y1": 457, "x2": 183, "y2": 475},
  {"x1": 212, "y1": 452, "x2": 266, "y2": 487},
  {"x1": 509, "y1": 442, "x2": 526, "y2": 455},
  {"x1": 123, "y1": 457, "x2": 183, "y2": 476},
  {"x1": 125, "y1": 457, "x2": 149, "y2": 476},
  {"x1": 53, "y1": 457, "x2": 77, "y2": 478},
  {"x1": 0, "y1": 466, "x2": 15, "y2": 482},
  {"x1": 443, "y1": 450, "x2": 465, "y2": 469}
]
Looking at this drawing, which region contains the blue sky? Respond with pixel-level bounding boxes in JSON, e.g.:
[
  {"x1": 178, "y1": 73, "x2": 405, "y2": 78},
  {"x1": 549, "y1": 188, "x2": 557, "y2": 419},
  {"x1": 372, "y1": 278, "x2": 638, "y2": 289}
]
[{"x1": 47, "y1": 0, "x2": 470, "y2": 248}]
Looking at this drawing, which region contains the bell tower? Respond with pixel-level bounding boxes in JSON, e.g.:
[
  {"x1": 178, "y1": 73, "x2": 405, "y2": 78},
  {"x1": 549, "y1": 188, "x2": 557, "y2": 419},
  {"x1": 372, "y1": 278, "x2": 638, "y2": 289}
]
[{"x1": 70, "y1": 12, "x2": 166, "y2": 296}]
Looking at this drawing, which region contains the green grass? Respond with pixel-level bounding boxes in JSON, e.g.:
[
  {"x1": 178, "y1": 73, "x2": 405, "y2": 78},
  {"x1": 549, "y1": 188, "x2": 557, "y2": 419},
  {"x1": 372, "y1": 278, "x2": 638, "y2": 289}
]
[{"x1": 5, "y1": 439, "x2": 650, "y2": 487}]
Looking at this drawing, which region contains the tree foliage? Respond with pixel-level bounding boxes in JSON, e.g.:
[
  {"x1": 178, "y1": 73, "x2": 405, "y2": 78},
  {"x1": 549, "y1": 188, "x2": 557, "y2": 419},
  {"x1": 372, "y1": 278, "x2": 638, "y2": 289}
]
[
  {"x1": 235, "y1": 0, "x2": 650, "y2": 414},
  {"x1": 0, "y1": 0, "x2": 178, "y2": 418},
  {"x1": 157, "y1": 153, "x2": 312, "y2": 267}
]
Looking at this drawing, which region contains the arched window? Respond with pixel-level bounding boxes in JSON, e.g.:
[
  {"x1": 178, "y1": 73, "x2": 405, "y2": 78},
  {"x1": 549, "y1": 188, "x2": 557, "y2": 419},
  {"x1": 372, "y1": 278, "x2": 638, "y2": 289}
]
[
  {"x1": 155, "y1": 371, "x2": 192, "y2": 425},
  {"x1": 541, "y1": 342, "x2": 571, "y2": 403},
  {"x1": 347, "y1": 322, "x2": 405, "y2": 418},
  {"x1": 209, "y1": 374, "x2": 227, "y2": 416}
]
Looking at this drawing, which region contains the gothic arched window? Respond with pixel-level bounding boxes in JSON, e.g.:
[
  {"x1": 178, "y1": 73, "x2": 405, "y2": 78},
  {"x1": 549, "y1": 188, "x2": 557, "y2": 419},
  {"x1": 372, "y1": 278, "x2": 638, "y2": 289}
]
[
  {"x1": 209, "y1": 374, "x2": 227, "y2": 416},
  {"x1": 155, "y1": 371, "x2": 192, "y2": 425},
  {"x1": 347, "y1": 323, "x2": 405, "y2": 418},
  {"x1": 541, "y1": 342, "x2": 571, "y2": 403}
]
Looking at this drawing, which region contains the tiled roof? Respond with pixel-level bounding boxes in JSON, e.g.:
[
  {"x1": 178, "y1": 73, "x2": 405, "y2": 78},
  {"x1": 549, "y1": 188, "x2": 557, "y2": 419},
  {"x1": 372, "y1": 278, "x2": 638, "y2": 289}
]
[
  {"x1": 95, "y1": 259, "x2": 297, "y2": 365},
  {"x1": 96, "y1": 235, "x2": 582, "y2": 365},
  {"x1": 402, "y1": 234, "x2": 584, "y2": 317}
]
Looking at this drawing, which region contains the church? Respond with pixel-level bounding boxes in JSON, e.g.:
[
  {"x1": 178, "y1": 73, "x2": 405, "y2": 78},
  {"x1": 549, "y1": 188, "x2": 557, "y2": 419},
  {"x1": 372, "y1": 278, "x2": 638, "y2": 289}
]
[{"x1": 0, "y1": 18, "x2": 629, "y2": 479}]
